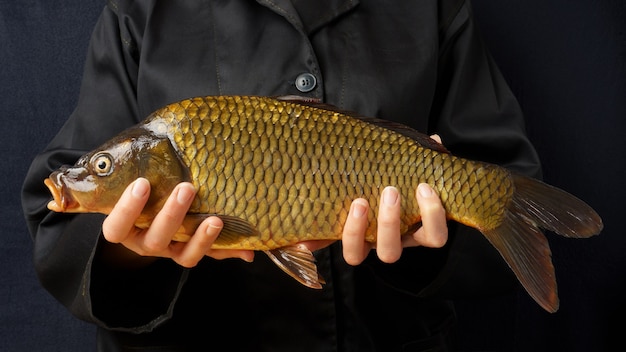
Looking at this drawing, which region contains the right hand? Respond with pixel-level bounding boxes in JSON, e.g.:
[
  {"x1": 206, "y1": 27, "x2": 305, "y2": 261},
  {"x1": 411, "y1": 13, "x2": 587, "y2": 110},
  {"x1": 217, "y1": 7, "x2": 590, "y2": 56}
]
[{"x1": 101, "y1": 178, "x2": 254, "y2": 268}]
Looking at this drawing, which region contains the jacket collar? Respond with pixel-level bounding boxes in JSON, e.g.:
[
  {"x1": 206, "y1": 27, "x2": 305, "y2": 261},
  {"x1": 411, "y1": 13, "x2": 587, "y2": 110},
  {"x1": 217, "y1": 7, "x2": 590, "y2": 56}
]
[{"x1": 257, "y1": 0, "x2": 359, "y2": 34}]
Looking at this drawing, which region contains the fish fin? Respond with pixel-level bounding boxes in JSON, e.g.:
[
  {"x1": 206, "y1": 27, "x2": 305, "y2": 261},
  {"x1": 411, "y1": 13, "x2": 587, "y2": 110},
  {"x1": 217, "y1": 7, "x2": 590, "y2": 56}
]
[
  {"x1": 275, "y1": 95, "x2": 322, "y2": 104},
  {"x1": 175, "y1": 214, "x2": 261, "y2": 245},
  {"x1": 214, "y1": 215, "x2": 262, "y2": 246},
  {"x1": 172, "y1": 231, "x2": 191, "y2": 243},
  {"x1": 481, "y1": 174, "x2": 603, "y2": 313},
  {"x1": 509, "y1": 174, "x2": 603, "y2": 238},
  {"x1": 357, "y1": 119, "x2": 450, "y2": 154},
  {"x1": 264, "y1": 246, "x2": 326, "y2": 289},
  {"x1": 482, "y1": 213, "x2": 559, "y2": 313},
  {"x1": 274, "y1": 96, "x2": 450, "y2": 154},
  {"x1": 173, "y1": 215, "x2": 207, "y2": 242}
]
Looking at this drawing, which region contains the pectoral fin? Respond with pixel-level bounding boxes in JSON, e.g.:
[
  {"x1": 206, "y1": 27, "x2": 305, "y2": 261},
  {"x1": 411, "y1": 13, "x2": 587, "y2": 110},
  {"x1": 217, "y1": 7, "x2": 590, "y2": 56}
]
[
  {"x1": 174, "y1": 214, "x2": 261, "y2": 245},
  {"x1": 213, "y1": 215, "x2": 261, "y2": 246},
  {"x1": 264, "y1": 246, "x2": 326, "y2": 289}
]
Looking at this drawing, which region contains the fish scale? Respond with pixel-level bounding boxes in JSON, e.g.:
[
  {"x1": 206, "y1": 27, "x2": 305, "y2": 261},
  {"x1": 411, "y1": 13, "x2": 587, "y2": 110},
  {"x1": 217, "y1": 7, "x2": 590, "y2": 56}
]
[
  {"x1": 45, "y1": 95, "x2": 602, "y2": 312},
  {"x1": 151, "y1": 96, "x2": 506, "y2": 246}
]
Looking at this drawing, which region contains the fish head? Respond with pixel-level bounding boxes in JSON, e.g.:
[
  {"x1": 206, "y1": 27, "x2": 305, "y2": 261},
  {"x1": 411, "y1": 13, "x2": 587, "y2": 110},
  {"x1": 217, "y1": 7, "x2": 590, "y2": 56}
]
[{"x1": 44, "y1": 127, "x2": 191, "y2": 219}]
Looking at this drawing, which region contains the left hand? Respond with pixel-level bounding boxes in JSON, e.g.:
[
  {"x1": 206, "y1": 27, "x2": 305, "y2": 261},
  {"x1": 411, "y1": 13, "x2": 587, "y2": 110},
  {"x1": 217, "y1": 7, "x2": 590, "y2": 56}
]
[
  {"x1": 300, "y1": 134, "x2": 448, "y2": 265},
  {"x1": 341, "y1": 183, "x2": 448, "y2": 265},
  {"x1": 300, "y1": 183, "x2": 448, "y2": 265}
]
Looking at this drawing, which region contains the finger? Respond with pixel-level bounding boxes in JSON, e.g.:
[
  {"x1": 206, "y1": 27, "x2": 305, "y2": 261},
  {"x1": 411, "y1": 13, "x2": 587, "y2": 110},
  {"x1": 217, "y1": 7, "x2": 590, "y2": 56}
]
[
  {"x1": 172, "y1": 216, "x2": 224, "y2": 268},
  {"x1": 199, "y1": 217, "x2": 255, "y2": 262},
  {"x1": 430, "y1": 134, "x2": 442, "y2": 144},
  {"x1": 298, "y1": 239, "x2": 336, "y2": 253},
  {"x1": 341, "y1": 198, "x2": 371, "y2": 265},
  {"x1": 376, "y1": 186, "x2": 403, "y2": 263},
  {"x1": 206, "y1": 248, "x2": 255, "y2": 262},
  {"x1": 141, "y1": 182, "x2": 197, "y2": 253},
  {"x1": 102, "y1": 178, "x2": 150, "y2": 243},
  {"x1": 411, "y1": 183, "x2": 448, "y2": 248},
  {"x1": 169, "y1": 217, "x2": 255, "y2": 264}
]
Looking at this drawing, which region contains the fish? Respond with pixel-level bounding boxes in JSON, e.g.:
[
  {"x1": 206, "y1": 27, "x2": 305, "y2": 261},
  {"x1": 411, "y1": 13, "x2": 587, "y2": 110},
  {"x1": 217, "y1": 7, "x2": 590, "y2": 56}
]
[{"x1": 44, "y1": 95, "x2": 603, "y2": 313}]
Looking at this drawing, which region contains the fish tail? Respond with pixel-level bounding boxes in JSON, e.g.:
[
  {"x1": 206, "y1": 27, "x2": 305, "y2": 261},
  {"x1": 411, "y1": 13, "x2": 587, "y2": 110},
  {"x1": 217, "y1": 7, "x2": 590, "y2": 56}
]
[{"x1": 481, "y1": 174, "x2": 602, "y2": 313}]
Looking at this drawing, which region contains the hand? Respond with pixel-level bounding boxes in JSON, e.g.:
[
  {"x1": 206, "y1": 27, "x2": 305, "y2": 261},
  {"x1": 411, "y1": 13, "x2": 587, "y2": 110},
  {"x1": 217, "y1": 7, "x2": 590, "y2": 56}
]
[
  {"x1": 343, "y1": 134, "x2": 448, "y2": 264},
  {"x1": 100, "y1": 178, "x2": 254, "y2": 268},
  {"x1": 302, "y1": 134, "x2": 448, "y2": 265},
  {"x1": 340, "y1": 183, "x2": 448, "y2": 265}
]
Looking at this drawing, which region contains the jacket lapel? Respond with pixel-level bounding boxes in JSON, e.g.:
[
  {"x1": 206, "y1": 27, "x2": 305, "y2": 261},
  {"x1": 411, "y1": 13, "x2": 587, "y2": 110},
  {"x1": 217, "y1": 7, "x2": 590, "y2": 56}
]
[{"x1": 257, "y1": 0, "x2": 359, "y2": 34}]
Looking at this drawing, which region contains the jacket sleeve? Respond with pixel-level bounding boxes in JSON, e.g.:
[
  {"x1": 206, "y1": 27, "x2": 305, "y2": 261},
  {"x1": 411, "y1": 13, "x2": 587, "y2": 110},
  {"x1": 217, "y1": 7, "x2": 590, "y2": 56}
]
[
  {"x1": 20, "y1": 3, "x2": 186, "y2": 333},
  {"x1": 364, "y1": 0, "x2": 542, "y2": 298}
]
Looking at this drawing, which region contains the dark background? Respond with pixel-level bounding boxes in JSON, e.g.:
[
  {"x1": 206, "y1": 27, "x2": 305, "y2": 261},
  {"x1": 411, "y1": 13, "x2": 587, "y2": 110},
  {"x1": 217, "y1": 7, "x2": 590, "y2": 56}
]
[{"x1": 1, "y1": 1, "x2": 624, "y2": 351}]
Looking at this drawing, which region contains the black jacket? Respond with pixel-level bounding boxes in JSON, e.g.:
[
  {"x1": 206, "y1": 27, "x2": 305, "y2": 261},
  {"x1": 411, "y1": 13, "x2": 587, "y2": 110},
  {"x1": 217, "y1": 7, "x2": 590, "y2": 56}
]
[{"x1": 22, "y1": 0, "x2": 541, "y2": 350}]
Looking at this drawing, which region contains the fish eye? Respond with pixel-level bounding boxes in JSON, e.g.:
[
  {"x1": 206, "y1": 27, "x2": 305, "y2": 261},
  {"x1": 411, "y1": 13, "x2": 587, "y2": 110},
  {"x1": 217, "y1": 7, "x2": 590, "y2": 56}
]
[{"x1": 91, "y1": 153, "x2": 114, "y2": 176}]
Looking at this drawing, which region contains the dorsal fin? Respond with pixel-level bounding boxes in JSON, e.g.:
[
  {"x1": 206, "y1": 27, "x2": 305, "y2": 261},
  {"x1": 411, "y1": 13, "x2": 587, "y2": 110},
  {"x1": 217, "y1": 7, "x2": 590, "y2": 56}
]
[{"x1": 275, "y1": 95, "x2": 450, "y2": 154}]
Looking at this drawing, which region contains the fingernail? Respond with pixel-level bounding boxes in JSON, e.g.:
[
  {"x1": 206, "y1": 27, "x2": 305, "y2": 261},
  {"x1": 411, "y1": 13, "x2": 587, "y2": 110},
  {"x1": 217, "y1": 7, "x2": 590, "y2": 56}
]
[
  {"x1": 177, "y1": 184, "x2": 196, "y2": 204},
  {"x1": 418, "y1": 183, "x2": 434, "y2": 197},
  {"x1": 131, "y1": 178, "x2": 149, "y2": 198},
  {"x1": 383, "y1": 187, "x2": 399, "y2": 205},
  {"x1": 206, "y1": 222, "x2": 223, "y2": 233},
  {"x1": 205, "y1": 217, "x2": 223, "y2": 235},
  {"x1": 242, "y1": 252, "x2": 254, "y2": 263},
  {"x1": 208, "y1": 223, "x2": 222, "y2": 230},
  {"x1": 351, "y1": 200, "x2": 367, "y2": 218}
]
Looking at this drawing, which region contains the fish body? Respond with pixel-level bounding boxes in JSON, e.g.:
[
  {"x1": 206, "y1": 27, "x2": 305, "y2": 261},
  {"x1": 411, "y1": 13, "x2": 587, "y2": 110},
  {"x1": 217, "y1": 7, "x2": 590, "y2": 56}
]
[{"x1": 45, "y1": 95, "x2": 603, "y2": 313}]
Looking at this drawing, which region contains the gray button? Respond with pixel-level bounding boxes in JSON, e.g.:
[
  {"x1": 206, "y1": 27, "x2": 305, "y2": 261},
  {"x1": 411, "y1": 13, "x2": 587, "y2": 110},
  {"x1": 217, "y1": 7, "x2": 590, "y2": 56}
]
[{"x1": 295, "y1": 73, "x2": 317, "y2": 92}]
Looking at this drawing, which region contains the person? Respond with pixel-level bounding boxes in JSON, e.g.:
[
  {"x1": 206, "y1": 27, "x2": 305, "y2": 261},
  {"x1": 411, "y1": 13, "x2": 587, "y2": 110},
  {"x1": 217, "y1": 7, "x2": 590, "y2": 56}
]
[{"x1": 21, "y1": 0, "x2": 541, "y2": 351}]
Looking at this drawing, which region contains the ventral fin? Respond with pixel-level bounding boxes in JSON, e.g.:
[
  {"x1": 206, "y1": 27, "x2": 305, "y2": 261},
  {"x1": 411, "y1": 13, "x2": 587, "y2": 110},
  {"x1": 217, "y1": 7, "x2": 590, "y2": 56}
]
[{"x1": 264, "y1": 246, "x2": 326, "y2": 289}]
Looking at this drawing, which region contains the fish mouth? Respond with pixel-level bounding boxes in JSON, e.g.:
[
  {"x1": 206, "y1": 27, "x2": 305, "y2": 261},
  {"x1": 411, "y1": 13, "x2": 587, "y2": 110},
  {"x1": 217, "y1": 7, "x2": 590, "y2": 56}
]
[{"x1": 44, "y1": 171, "x2": 78, "y2": 212}]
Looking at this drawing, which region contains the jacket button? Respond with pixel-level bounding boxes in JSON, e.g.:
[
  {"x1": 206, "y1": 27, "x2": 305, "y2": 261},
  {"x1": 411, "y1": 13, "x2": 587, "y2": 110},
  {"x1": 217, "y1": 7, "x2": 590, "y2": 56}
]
[{"x1": 295, "y1": 73, "x2": 317, "y2": 92}]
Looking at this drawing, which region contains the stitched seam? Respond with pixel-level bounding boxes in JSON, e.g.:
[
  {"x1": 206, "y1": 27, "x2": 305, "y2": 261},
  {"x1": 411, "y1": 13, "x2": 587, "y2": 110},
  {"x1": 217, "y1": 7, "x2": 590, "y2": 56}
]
[
  {"x1": 207, "y1": 2, "x2": 222, "y2": 94},
  {"x1": 264, "y1": 0, "x2": 303, "y2": 30},
  {"x1": 439, "y1": 0, "x2": 466, "y2": 33},
  {"x1": 107, "y1": 0, "x2": 118, "y2": 13}
]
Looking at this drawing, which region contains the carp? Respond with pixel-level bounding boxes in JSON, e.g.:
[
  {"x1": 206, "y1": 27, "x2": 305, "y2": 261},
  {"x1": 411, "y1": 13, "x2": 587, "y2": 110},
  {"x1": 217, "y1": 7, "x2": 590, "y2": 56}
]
[{"x1": 44, "y1": 95, "x2": 602, "y2": 313}]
